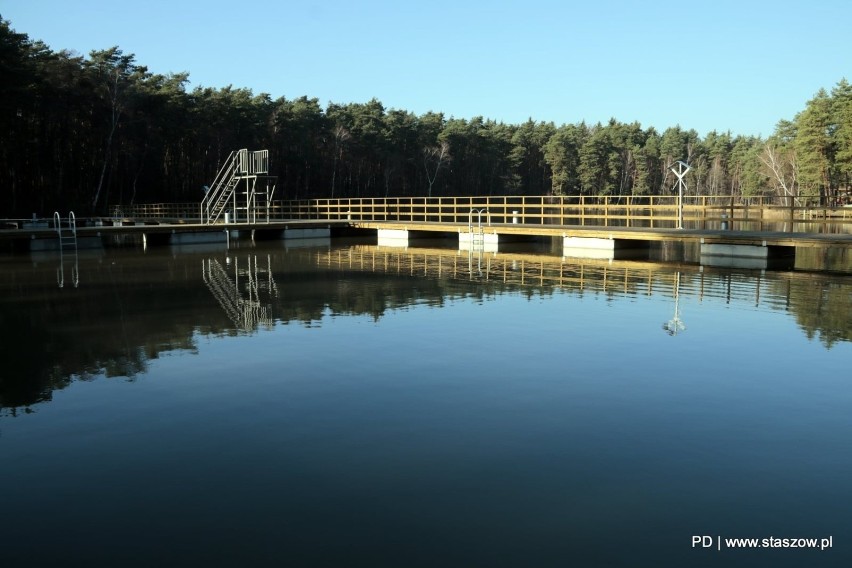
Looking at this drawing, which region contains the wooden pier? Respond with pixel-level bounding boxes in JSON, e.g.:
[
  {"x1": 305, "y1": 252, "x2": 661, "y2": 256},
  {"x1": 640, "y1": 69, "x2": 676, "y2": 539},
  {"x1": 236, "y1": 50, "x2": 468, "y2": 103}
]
[
  {"x1": 350, "y1": 220, "x2": 850, "y2": 249},
  {"x1": 0, "y1": 219, "x2": 349, "y2": 252},
  {"x1": 1, "y1": 196, "x2": 849, "y2": 268}
]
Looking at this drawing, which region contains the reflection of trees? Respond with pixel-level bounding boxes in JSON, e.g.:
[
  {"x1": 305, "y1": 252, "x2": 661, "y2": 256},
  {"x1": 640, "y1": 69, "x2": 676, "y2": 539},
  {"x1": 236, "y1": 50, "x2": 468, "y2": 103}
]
[
  {"x1": 775, "y1": 279, "x2": 852, "y2": 348},
  {"x1": 317, "y1": 247, "x2": 852, "y2": 351},
  {"x1": 794, "y1": 247, "x2": 852, "y2": 273},
  {"x1": 0, "y1": 254, "x2": 231, "y2": 414}
]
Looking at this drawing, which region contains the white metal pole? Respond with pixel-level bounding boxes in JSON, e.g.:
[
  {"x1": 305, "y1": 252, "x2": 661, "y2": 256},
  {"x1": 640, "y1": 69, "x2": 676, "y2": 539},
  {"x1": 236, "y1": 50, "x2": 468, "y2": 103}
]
[{"x1": 670, "y1": 161, "x2": 690, "y2": 230}]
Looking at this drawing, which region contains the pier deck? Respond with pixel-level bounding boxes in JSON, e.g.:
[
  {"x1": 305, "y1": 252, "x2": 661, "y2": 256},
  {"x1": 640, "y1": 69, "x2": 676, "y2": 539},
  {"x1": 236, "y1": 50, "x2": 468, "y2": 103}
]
[
  {"x1": 1, "y1": 218, "x2": 850, "y2": 249},
  {"x1": 352, "y1": 220, "x2": 852, "y2": 249}
]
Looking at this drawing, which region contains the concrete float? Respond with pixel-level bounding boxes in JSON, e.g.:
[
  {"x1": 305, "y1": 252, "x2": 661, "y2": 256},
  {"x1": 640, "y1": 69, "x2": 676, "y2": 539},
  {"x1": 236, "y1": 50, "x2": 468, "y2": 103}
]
[
  {"x1": 282, "y1": 227, "x2": 331, "y2": 240},
  {"x1": 699, "y1": 241, "x2": 795, "y2": 270},
  {"x1": 562, "y1": 236, "x2": 650, "y2": 260},
  {"x1": 376, "y1": 228, "x2": 453, "y2": 248},
  {"x1": 30, "y1": 236, "x2": 103, "y2": 251},
  {"x1": 458, "y1": 231, "x2": 499, "y2": 253}
]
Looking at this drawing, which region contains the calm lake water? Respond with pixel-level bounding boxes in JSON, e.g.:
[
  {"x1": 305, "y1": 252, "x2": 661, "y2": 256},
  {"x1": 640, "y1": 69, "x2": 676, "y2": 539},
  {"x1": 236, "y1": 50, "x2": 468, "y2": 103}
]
[{"x1": 1, "y1": 239, "x2": 851, "y2": 567}]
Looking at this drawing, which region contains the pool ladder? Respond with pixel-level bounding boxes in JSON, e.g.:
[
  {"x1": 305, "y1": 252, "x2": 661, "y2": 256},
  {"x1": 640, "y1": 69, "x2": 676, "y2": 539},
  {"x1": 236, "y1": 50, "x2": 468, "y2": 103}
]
[
  {"x1": 54, "y1": 211, "x2": 79, "y2": 288},
  {"x1": 466, "y1": 208, "x2": 490, "y2": 277},
  {"x1": 54, "y1": 211, "x2": 78, "y2": 251},
  {"x1": 468, "y1": 208, "x2": 489, "y2": 248}
]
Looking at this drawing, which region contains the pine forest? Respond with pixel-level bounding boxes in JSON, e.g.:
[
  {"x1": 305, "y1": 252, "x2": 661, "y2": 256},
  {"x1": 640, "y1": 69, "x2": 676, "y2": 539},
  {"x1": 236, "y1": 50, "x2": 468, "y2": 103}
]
[{"x1": 2, "y1": 18, "x2": 851, "y2": 217}]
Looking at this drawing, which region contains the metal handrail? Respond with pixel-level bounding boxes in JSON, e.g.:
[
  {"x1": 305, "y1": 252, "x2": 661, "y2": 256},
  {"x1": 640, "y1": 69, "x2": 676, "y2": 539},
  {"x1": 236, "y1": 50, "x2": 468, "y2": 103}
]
[
  {"x1": 468, "y1": 208, "x2": 488, "y2": 243},
  {"x1": 252, "y1": 150, "x2": 268, "y2": 174},
  {"x1": 201, "y1": 150, "x2": 240, "y2": 224}
]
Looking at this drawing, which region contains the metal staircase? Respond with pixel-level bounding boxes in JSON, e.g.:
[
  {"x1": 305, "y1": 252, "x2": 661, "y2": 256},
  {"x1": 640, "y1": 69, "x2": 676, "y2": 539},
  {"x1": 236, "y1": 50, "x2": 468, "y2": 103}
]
[
  {"x1": 200, "y1": 149, "x2": 276, "y2": 224},
  {"x1": 200, "y1": 151, "x2": 242, "y2": 224}
]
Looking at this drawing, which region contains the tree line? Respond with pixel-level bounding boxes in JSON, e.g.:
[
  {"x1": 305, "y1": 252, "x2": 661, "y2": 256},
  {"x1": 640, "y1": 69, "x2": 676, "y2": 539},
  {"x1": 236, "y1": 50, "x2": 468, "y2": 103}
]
[{"x1": 1, "y1": 17, "x2": 850, "y2": 217}]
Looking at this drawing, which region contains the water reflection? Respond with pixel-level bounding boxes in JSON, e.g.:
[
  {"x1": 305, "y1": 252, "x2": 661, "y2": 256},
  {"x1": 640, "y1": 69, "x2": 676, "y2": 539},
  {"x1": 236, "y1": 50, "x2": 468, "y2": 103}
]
[
  {"x1": 662, "y1": 271, "x2": 686, "y2": 336},
  {"x1": 56, "y1": 249, "x2": 79, "y2": 289},
  {"x1": 468, "y1": 247, "x2": 484, "y2": 278},
  {"x1": 2, "y1": 242, "x2": 850, "y2": 568},
  {"x1": 202, "y1": 254, "x2": 278, "y2": 331},
  {"x1": 319, "y1": 245, "x2": 836, "y2": 308},
  {"x1": 0, "y1": 243, "x2": 850, "y2": 415}
]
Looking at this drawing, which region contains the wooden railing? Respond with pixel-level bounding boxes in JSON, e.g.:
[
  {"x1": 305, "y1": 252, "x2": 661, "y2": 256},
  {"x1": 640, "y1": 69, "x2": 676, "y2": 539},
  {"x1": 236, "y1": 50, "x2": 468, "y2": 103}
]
[
  {"x1": 122, "y1": 196, "x2": 852, "y2": 232},
  {"x1": 119, "y1": 202, "x2": 201, "y2": 221},
  {"x1": 269, "y1": 196, "x2": 852, "y2": 232}
]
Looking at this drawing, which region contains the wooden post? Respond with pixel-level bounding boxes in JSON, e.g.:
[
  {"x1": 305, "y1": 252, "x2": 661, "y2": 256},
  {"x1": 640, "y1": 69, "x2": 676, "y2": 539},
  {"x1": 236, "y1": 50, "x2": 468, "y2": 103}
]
[
  {"x1": 729, "y1": 194, "x2": 735, "y2": 230},
  {"x1": 626, "y1": 195, "x2": 631, "y2": 228},
  {"x1": 650, "y1": 195, "x2": 654, "y2": 229},
  {"x1": 648, "y1": 195, "x2": 654, "y2": 229},
  {"x1": 789, "y1": 196, "x2": 795, "y2": 233}
]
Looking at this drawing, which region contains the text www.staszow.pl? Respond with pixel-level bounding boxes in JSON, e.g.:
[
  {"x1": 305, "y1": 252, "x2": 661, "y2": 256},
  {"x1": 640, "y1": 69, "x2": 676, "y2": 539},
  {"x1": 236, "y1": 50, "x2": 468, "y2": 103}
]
[{"x1": 692, "y1": 536, "x2": 833, "y2": 550}]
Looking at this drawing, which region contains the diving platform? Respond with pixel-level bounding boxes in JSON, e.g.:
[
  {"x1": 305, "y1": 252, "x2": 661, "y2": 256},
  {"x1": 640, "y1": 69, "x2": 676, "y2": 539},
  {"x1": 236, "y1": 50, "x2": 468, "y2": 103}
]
[{"x1": 200, "y1": 149, "x2": 276, "y2": 225}]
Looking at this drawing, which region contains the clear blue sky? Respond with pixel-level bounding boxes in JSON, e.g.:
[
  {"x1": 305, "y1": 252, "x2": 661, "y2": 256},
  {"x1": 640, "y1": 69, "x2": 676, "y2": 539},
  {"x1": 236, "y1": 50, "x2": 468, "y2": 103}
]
[{"x1": 3, "y1": 0, "x2": 850, "y2": 137}]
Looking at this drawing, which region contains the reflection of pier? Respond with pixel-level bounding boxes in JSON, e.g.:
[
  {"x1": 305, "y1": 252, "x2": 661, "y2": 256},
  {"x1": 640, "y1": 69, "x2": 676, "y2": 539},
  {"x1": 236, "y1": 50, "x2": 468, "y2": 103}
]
[
  {"x1": 317, "y1": 245, "x2": 697, "y2": 295},
  {"x1": 314, "y1": 245, "x2": 810, "y2": 310},
  {"x1": 202, "y1": 254, "x2": 279, "y2": 331}
]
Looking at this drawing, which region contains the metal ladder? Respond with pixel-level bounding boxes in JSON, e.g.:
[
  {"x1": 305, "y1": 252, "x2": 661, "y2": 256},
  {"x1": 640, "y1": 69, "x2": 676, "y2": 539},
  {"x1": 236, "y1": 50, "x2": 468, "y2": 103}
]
[
  {"x1": 54, "y1": 211, "x2": 79, "y2": 288},
  {"x1": 468, "y1": 208, "x2": 488, "y2": 249},
  {"x1": 54, "y1": 211, "x2": 78, "y2": 251}
]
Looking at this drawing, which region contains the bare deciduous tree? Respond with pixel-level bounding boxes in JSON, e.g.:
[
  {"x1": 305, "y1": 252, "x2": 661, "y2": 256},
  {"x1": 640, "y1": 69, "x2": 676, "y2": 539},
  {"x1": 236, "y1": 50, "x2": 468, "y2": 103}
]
[
  {"x1": 330, "y1": 125, "x2": 350, "y2": 198},
  {"x1": 423, "y1": 141, "x2": 450, "y2": 198},
  {"x1": 760, "y1": 142, "x2": 799, "y2": 206}
]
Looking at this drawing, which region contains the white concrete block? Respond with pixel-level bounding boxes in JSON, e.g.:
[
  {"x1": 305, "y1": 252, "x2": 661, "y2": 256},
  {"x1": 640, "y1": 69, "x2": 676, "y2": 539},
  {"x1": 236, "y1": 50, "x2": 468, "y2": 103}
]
[
  {"x1": 562, "y1": 247, "x2": 616, "y2": 260},
  {"x1": 284, "y1": 228, "x2": 331, "y2": 239},
  {"x1": 284, "y1": 237, "x2": 331, "y2": 249},
  {"x1": 700, "y1": 243, "x2": 769, "y2": 259},
  {"x1": 459, "y1": 240, "x2": 499, "y2": 253},
  {"x1": 170, "y1": 231, "x2": 227, "y2": 245},
  {"x1": 377, "y1": 229, "x2": 409, "y2": 240},
  {"x1": 700, "y1": 255, "x2": 770, "y2": 270},
  {"x1": 562, "y1": 237, "x2": 616, "y2": 251},
  {"x1": 459, "y1": 232, "x2": 499, "y2": 245}
]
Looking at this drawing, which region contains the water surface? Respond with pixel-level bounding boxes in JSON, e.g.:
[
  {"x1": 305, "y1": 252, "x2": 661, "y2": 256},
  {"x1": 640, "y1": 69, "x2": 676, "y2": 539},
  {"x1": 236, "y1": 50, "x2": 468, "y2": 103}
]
[{"x1": 1, "y1": 242, "x2": 850, "y2": 567}]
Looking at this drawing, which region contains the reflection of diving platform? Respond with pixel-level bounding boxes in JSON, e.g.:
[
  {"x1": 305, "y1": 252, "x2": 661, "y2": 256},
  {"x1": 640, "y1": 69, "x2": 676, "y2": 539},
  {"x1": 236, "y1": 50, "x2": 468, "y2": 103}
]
[{"x1": 202, "y1": 254, "x2": 279, "y2": 331}]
